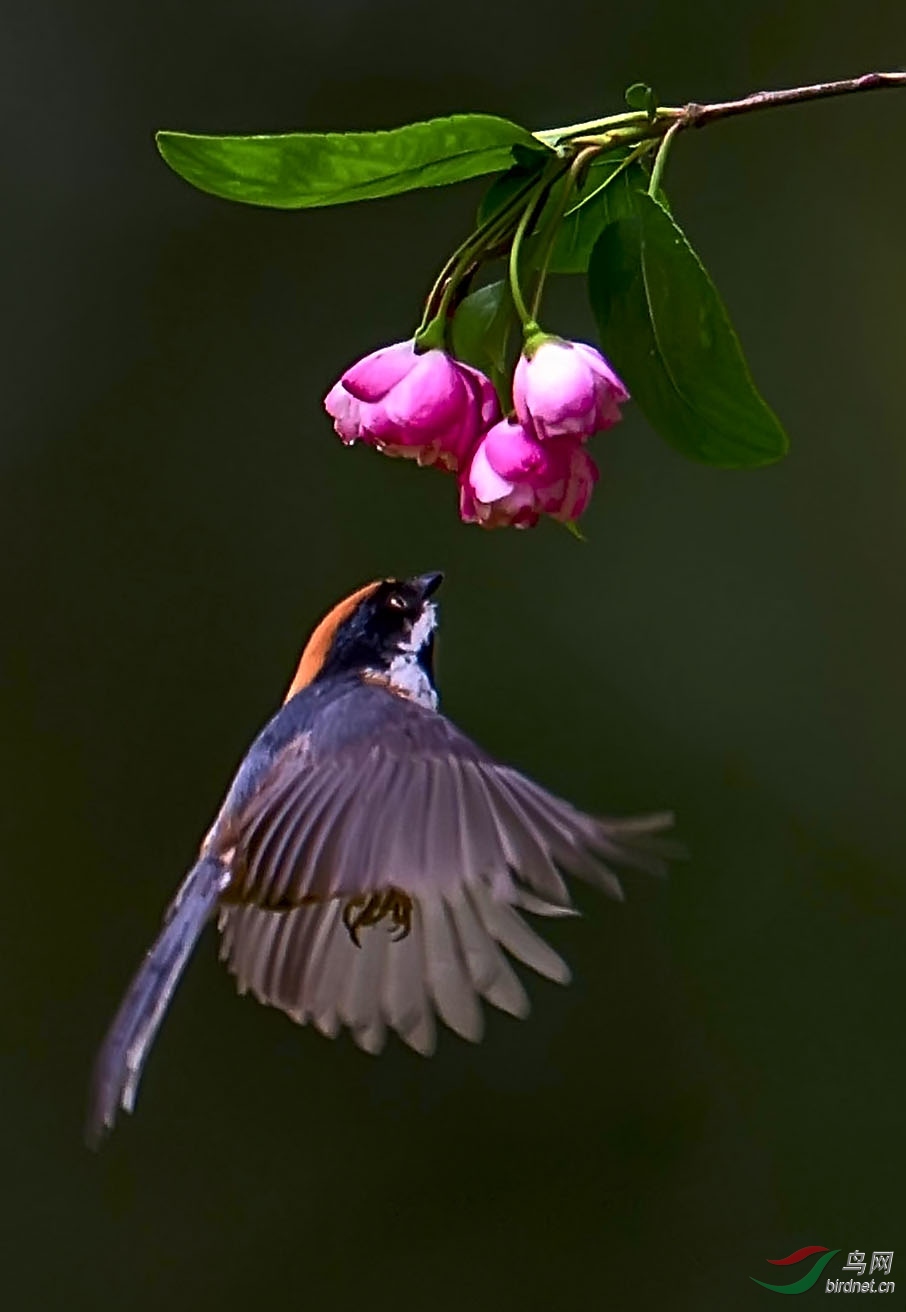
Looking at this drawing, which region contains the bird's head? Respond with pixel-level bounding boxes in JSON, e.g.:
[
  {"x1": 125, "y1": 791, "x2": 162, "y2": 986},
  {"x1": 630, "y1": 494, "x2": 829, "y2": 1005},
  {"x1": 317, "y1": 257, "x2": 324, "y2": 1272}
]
[{"x1": 285, "y1": 572, "x2": 444, "y2": 704}]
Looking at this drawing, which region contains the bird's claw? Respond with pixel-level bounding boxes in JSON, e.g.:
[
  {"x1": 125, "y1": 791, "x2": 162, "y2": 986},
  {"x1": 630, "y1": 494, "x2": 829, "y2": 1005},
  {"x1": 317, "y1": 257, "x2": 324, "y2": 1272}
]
[{"x1": 343, "y1": 888, "x2": 413, "y2": 947}]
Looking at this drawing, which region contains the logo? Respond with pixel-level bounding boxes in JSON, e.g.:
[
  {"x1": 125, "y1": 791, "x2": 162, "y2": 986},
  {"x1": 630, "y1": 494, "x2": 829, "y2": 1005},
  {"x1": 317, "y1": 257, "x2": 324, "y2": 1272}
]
[
  {"x1": 751, "y1": 1247, "x2": 840, "y2": 1295},
  {"x1": 751, "y1": 1247, "x2": 895, "y2": 1295}
]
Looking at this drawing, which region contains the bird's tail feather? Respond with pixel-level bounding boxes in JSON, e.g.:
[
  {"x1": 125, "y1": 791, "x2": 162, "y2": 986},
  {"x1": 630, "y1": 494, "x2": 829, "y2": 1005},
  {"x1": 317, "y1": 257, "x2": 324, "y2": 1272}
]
[{"x1": 85, "y1": 856, "x2": 226, "y2": 1148}]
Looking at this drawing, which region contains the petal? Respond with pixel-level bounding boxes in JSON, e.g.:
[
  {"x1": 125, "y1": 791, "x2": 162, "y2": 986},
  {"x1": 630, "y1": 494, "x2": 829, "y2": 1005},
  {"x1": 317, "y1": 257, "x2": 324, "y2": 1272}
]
[
  {"x1": 572, "y1": 342, "x2": 630, "y2": 402},
  {"x1": 379, "y1": 439, "x2": 442, "y2": 466},
  {"x1": 520, "y1": 343, "x2": 598, "y2": 438},
  {"x1": 469, "y1": 440, "x2": 515, "y2": 504},
  {"x1": 324, "y1": 379, "x2": 358, "y2": 424},
  {"x1": 432, "y1": 363, "x2": 494, "y2": 472},
  {"x1": 483, "y1": 419, "x2": 546, "y2": 480},
  {"x1": 342, "y1": 340, "x2": 417, "y2": 403},
  {"x1": 324, "y1": 382, "x2": 371, "y2": 443},
  {"x1": 532, "y1": 438, "x2": 570, "y2": 513},
  {"x1": 383, "y1": 351, "x2": 464, "y2": 434},
  {"x1": 459, "y1": 362, "x2": 502, "y2": 431},
  {"x1": 561, "y1": 445, "x2": 599, "y2": 520},
  {"x1": 512, "y1": 353, "x2": 531, "y2": 427},
  {"x1": 542, "y1": 440, "x2": 599, "y2": 520},
  {"x1": 357, "y1": 400, "x2": 408, "y2": 443},
  {"x1": 593, "y1": 392, "x2": 626, "y2": 432},
  {"x1": 485, "y1": 483, "x2": 540, "y2": 529},
  {"x1": 535, "y1": 410, "x2": 595, "y2": 442},
  {"x1": 458, "y1": 474, "x2": 479, "y2": 523},
  {"x1": 436, "y1": 417, "x2": 477, "y2": 472}
]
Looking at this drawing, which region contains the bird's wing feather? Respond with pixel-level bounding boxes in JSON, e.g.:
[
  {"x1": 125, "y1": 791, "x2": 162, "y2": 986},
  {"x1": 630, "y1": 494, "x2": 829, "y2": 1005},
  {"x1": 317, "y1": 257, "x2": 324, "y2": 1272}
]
[
  {"x1": 219, "y1": 681, "x2": 674, "y2": 910},
  {"x1": 215, "y1": 682, "x2": 675, "y2": 1054},
  {"x1": 218, "y1": 881, "x2": 570, "y2": 1055}
]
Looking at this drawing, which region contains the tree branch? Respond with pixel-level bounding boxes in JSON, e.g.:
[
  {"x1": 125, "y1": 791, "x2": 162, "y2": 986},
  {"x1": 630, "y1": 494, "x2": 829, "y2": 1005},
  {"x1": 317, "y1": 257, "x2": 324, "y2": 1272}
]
[
  {"x1": 539, "y1": 71, "x2": 906, "y2": 148},
  {"x1": 678, "y1": 70, "x2": 906, "y2": 130}
]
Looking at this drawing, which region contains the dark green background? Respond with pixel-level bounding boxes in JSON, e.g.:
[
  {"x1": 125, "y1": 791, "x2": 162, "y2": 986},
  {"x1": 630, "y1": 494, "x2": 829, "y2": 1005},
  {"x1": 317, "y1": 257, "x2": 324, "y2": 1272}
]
[{"x1": 2, "y1": 3, "x2": 904, "y2": 1308}]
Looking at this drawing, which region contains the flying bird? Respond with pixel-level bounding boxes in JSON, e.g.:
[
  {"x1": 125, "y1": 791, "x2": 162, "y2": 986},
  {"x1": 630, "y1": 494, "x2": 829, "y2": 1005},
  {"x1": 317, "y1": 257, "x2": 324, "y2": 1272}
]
[{"x1": 88, "y1": 572, "x2": 674, "y2": 1145}]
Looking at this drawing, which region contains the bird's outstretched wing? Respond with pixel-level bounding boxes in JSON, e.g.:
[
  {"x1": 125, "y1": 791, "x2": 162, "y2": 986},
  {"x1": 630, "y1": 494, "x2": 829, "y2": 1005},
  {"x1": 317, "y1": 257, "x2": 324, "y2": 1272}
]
[{"x1": 216, "y1": 681, "x2": 675, "y2": 1053}]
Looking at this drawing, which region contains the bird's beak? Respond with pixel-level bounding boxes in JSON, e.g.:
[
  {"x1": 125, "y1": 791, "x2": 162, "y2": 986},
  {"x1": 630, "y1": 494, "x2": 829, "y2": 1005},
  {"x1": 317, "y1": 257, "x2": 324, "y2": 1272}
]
[{"x1": 412, "y1": 571, "x2": 444, "y2": 599}]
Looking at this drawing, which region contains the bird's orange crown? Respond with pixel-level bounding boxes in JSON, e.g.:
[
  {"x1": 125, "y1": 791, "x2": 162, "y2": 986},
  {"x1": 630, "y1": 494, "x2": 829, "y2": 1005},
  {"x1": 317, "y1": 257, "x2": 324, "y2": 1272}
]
[{"x1": 284, "y1": 580, "x2": 381, "y2": 702}]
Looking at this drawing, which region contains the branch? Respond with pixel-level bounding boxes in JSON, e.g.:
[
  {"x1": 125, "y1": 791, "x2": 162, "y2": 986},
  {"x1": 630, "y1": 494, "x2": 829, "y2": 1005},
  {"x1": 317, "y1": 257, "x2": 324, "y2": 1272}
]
[
  {"x1": 678, "y1": 70, "x2": 906, "y2": 130},
  {"x1": 540, "y1": 70, "x2": 906, "y2": 148}
]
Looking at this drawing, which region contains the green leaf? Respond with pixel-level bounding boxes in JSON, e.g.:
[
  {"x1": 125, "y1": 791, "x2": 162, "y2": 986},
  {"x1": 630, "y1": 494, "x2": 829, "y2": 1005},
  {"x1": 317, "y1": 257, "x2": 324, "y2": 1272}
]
[
  {"x1": 450, "y1": 280, "x2": 516, "y2": 394},
  {"x1": 625, "y1": 82, "x2": 657, "y2": 120},
  {"x1": 588, "y1": 191, "x2": 789, "y2": 467},
  {"x1": 476, "y1": 152, "x2": 549, "y2": 226},
  {"x1": 510, "y1": 142, "x2": 553, "y2": 172},
  {"x1": 562, "y1": 519, "x2": 588, "y2": 542},
  {"x1": 545, "y1": 154, "x2": 644, "y2": 274},
  {"x1": 156, "y1": 114, "x2": 542, "y2": 209},
  {"x1": 479, "y1": 153, "x2": 652, "y2": 275}
]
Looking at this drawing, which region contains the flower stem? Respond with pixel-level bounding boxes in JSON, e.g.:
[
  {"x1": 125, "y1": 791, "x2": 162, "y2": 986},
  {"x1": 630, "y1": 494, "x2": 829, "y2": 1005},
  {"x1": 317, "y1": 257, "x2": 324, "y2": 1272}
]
[
  {"x1": 534, "y1": 109, "x2": 664, "y2": 146},
  {"x1": 508, "y1": 197, "x2": 541, "y2": 334},
  {"x1": 647, "y1": 120, "x2": 682, "y2": 197},
  {"x1": 416, "y1": 170, "x2": 545, "y2": 339},
  {"x1": 527, "y1": 146, "x2": 596, "y2": 321},
  {"x1": 418, "y1": 161, "x2": 569, "y2": 354},
  {"x1": 563, "y1": 139, "x2": 657, "y2": 218},
  {"x1": 527, "y1": 140, "x2": 657, "y2": 322},
  {"x1": 505, "y1": 161, "x2": 571, "y2": 336}
]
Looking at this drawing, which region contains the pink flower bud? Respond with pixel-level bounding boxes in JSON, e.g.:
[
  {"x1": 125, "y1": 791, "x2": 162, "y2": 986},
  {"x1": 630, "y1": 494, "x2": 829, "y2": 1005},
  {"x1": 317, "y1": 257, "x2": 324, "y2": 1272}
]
[
  {"x1": 460, "y1": 419, "x2": 599, "y2": 530},
  {"x1": 324, "y1": 340, "x2": 500, "y2": 472},
  {"x1": 513, "y1": 338, "x2": 629, "y2": 442}
]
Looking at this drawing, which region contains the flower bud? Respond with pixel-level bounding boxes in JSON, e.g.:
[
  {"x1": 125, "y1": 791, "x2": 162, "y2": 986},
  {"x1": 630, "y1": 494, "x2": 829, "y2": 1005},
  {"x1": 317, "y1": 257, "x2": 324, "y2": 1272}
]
[
  {"x1": 513, "y1": 338, "x2": 628, "y2": 442},
  {"x1": 460, "y1": 419, "x2": 599, "y2": 529},
  {"x1": 324, "y1": 340, "x2": 499, "y2": 471}
]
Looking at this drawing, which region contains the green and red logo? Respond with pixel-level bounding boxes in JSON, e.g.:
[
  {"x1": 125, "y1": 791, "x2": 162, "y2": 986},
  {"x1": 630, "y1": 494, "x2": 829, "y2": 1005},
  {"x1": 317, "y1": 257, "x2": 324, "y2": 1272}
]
[{"x1": 751, "y1": 1246, "x2": 840, "y2": 1294}]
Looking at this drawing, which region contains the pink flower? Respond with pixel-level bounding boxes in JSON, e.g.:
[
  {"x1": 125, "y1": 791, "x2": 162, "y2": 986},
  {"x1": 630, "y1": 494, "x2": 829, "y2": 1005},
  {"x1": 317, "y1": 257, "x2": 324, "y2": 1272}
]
[
  {"x1": 513, "y1": 338, "x2": 629, "y2": 442},
  {"x1": 460, "y1": 418, "x2": 599, "y2": 530},
  {"x1": 324, "y1": 340, "x2": 499, "y2": 472}
]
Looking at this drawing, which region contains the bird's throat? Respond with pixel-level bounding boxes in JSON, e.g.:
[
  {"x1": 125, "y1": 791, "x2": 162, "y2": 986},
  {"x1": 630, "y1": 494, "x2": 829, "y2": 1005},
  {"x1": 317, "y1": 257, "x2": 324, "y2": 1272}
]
[
  {"x1": 364, "y1": 601, "x2": 439, "y2": 709},
  {"x1": 366, "y1": 654, "x2": 438, "y2": 709}
]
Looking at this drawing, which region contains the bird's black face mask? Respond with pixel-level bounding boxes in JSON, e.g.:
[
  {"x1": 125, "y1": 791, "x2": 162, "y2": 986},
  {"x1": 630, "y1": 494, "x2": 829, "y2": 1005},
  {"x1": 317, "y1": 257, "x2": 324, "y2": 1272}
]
[{"x1": 318, "y1": 572, "x2": 442, "y2": 683}]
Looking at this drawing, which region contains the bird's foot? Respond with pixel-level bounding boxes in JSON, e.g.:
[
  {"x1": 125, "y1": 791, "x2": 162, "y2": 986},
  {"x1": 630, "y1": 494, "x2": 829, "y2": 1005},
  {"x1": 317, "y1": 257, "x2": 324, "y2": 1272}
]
[{"x1": 343, "y1": 888, "x2": 413, "y2": 946}]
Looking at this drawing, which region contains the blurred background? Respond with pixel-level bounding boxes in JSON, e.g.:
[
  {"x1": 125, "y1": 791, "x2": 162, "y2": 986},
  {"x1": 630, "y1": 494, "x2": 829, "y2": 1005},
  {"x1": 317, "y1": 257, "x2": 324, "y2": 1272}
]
[{"x1": 2, "y1": 2, "x2": 904, "y2": 1308}]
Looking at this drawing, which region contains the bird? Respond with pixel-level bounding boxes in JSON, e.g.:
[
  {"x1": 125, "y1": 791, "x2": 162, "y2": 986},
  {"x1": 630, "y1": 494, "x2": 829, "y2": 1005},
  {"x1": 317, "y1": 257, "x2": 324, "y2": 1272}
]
[{"x1": 87, "y1": 571, "x2": 675, "y2": 1146}]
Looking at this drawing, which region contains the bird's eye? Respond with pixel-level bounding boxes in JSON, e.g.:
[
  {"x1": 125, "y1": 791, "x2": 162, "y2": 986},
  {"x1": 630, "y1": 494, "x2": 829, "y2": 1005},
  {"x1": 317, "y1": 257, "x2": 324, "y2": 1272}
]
[{"x1": 386, "y1": 592, "x2": 407, "y2": 612}]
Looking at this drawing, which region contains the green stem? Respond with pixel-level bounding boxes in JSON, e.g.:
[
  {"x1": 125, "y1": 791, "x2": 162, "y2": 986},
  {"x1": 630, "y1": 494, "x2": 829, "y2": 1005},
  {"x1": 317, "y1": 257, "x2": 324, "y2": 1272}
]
[
  {"x1": 527, "y1": 140, "x2": 657, "y2": 323},
  {"x1": 527, "y1": 147, "x2": 596, "y2": 321},
  {"x1": 534, "y1": 108, "x2": 677, "y2": 146},
  {"x1": 505, "y1": 161, "x2": 570, "y2": 334},
  {"x1": 508, "y1": 196, "x2": 540, "y2": 334},
  {"x1": 567, "y1": 122, "x2": 666, "y2": 152},
  {"x1": 563, "y1": 139, "x2": 656, "y2": 218},
  {"x1": 416, "y1": 171, "x2": 546, "y2": 338},
  {"x1": 647, "y1": 120, "x2": 682, "y2": 196}
]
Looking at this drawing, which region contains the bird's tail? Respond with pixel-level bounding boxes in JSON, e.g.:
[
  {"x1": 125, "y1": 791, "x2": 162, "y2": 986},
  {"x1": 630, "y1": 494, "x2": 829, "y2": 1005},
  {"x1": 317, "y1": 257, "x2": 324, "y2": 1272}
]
[{"x1": 86, "y1": 856, "x2": 226, "y2": 1148}]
